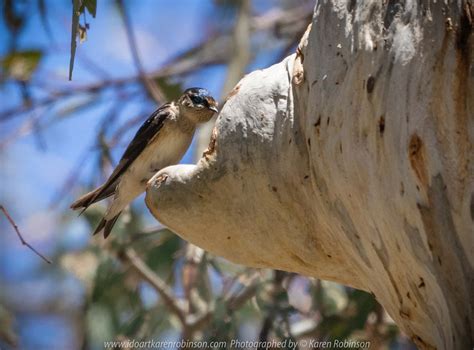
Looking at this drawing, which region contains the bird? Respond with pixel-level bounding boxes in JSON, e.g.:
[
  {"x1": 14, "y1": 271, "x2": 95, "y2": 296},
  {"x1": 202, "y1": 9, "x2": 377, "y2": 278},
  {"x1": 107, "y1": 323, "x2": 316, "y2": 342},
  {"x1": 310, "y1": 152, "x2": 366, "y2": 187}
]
[{"x1": 71, "y1": 87, "x2": 218, "y2": 238}]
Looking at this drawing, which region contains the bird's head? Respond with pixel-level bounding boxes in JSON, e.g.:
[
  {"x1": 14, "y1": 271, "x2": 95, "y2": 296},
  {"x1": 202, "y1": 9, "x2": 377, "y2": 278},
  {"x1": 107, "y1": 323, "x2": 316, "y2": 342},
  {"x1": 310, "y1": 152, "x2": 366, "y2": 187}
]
[{"x1": 178, "y1": 87, "x2": 218, "y2": 123}]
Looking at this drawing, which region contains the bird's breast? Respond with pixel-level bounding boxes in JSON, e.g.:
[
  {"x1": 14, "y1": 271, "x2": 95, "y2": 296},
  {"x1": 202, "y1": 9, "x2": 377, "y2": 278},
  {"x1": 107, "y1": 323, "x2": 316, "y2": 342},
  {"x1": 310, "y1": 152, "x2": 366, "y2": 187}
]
[{"x1": 129, "y1": 126, "x2": 194, "y2": 184}]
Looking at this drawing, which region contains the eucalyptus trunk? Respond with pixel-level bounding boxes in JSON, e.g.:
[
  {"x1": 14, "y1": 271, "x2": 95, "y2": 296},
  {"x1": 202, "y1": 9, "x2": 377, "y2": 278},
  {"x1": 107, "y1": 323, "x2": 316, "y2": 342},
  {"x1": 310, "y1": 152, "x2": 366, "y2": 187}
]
[{"x1": 146, "y1": 2, "x2": 473, "y2": 349}]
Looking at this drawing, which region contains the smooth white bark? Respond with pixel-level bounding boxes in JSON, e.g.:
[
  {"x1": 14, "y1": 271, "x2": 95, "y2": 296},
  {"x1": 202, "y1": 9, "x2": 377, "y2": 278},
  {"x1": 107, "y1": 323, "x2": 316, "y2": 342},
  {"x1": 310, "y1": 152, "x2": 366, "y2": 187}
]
[{"x1": 146, "y1": 2, "x2": 473, "y2": 349}]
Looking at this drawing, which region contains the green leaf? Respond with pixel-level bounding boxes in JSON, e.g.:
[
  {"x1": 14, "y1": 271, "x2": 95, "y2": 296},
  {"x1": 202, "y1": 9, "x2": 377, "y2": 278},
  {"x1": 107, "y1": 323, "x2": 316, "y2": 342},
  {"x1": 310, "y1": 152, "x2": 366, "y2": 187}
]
[
  {"x1": 86, "y1": 304, "x2": 115, "y2": 345},
  {"x1": 91, "y1": 257, "x2": 124, "y2": 301},
  {"x1": 316, "y1": 289, "x2": 377, "y2": 340},
  {"x1": 120, "y1": 312, "x2": 145, "y2": 337},
  {"x1": 69, "y1": 0, "x2": 81, "y2": 81},
  {"x1": 83, "y1": 0, "x2": 97, "y2": 18},
  {"x1": 1, "y1": 50, "x2": 42, "y2": 81},
  {"x1": 144, "y1": 231, "x2": 181, "y2": 272},
  {"x1": 320, "y1": 280, "x2": 348, "y2": 315},
  {"x1": 345, "y1": 289, "x2": 376, "y2": 330}
]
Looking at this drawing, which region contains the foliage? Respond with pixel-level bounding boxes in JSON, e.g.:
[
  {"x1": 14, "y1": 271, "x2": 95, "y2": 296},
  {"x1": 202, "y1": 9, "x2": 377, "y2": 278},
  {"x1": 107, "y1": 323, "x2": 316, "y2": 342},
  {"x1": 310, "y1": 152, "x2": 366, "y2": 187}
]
[
  {"x1": 70, "y1": 0, "x2": 97, "y2": 80},
  {"x1": 1, "y1": 50, "x2": 42, "y2": 81}
]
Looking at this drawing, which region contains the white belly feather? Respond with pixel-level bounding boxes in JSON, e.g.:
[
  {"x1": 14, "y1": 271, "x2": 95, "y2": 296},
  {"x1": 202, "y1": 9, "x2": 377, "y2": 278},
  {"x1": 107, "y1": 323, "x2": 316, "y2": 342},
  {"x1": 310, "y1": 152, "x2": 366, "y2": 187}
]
[{"x1": 105, "y1": 124, "x2": 194, "y2": 218}]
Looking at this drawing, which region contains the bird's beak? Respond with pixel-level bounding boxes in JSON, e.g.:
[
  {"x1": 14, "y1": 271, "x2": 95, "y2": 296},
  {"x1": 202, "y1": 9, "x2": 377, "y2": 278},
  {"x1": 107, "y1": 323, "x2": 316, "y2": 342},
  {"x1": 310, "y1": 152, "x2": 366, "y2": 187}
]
[{"x1": 206, "y1": 97, "x2": 218, "y2": 113}]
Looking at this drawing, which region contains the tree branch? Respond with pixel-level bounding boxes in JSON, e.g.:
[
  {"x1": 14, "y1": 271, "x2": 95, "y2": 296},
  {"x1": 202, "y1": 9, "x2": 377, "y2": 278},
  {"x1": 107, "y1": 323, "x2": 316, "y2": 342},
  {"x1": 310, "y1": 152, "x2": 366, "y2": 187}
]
[
  {"x1": 120, "y1": 247, "x2": 187, "y2": 325},
  {"x1": 145, "y1": 2, "x2": 474, "y2": 349},
  {"x1": 115, "y1": 0, "x2": 164, "y2": 104},
  {"x1": 0, "y1": 205, "x2": 52, "y2": 264}
]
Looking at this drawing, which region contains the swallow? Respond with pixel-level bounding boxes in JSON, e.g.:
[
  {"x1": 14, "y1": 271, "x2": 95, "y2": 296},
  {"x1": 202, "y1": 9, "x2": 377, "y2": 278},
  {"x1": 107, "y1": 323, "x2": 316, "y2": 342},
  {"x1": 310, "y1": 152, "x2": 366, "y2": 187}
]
[{"x1": 71, "y1": 88, "x2": 218, "y2": 238}]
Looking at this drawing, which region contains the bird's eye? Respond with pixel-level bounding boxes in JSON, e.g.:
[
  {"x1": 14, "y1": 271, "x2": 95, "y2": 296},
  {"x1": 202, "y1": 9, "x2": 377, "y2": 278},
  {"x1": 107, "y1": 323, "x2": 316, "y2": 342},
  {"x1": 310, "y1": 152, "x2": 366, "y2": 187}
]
[{"x1": 190, "y1": 95, "x2": 205, "y2": 104}]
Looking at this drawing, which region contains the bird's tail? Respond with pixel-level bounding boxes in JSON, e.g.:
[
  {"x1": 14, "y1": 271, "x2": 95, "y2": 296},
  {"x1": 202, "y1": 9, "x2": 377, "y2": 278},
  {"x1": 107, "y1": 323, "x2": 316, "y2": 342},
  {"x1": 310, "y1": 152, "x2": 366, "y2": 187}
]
[
  {"x1": 93, "y1": 212, "x2": 121, "y2": 239},
  {"x1": 70, "y1": 185, "x2": 115, "y2": 211}
]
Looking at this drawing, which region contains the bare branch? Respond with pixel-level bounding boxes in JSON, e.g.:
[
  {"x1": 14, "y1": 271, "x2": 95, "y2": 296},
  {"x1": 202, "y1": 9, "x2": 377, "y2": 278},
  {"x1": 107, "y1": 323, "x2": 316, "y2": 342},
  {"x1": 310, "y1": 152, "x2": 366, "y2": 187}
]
[
  {"x1": 116, "y1": 0, "x2": 164, "y2": 103},
  {"x1": 225, "y1": 271, "x2": 261, "y2": 312},
  {"x1": 0, "y1": 205, "x2": 52, "y2": 264},
  {"x1": 121, "y1": 247, "x2": 187, "y2": 325}
]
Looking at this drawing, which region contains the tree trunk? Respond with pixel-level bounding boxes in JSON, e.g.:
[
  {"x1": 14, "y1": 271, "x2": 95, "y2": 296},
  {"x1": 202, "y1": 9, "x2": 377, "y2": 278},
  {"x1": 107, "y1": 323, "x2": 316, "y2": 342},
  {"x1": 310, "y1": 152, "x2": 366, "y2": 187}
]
[{"x1": 145, "y1": 2, "x2": 473, "y2": 349}]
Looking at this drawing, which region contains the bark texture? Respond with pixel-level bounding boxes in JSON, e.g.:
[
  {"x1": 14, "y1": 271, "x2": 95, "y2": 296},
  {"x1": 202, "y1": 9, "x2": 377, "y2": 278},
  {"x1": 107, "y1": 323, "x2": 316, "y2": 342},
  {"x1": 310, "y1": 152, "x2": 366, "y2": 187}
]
[{"x1": 146, "y1": 2, "x2": 473, "y2": 349}]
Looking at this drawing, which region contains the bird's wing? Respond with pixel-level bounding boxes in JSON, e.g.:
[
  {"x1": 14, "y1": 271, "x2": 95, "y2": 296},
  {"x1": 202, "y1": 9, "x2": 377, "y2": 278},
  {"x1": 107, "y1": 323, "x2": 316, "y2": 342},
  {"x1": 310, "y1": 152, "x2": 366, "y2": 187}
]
[{"x1": 89, "y1": 104, "x2": 172, "y2": 204}]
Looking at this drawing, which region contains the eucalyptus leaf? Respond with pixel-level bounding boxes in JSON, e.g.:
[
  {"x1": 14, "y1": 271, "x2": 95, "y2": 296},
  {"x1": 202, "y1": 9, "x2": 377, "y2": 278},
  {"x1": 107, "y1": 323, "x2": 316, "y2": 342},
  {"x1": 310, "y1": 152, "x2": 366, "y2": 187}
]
[
  {"x1": 83, "y1": 0, "x2": 97, "y2": 17},
  {"x1": 1, "y1": 50, "x2": 42, "y2": 81},
  {"x1": 69, "y1": 0, "x2": 80, "y2": 80}
]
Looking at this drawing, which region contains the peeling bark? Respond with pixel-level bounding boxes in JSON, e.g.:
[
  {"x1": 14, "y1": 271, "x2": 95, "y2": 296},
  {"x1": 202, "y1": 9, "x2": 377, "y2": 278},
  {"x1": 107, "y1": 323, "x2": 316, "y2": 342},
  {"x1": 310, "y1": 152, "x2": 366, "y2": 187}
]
[{"x1": 146, "y1": 2, "x2": 473, "y2": 349}]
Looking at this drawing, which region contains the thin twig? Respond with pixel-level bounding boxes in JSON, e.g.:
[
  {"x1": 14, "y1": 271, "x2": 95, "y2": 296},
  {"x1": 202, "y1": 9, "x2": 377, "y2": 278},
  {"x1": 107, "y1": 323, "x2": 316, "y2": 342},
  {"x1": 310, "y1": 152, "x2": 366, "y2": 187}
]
[
  {"x1": 127, "y1": 225, "x2": 168, "y2": 244},
  {"x1": 0, "y1": 205, "x2": 52, "y2": 264},
  {"x1": 77, "y1": 51, "x2": 111, "y2": 79},
  {"x1": 226, "y1": 271, "x2": 261, "y2": 311},
  {"x1": 116, "y1": 0, "x2": 164, "y2": 104},
  {"x1": 122, "y1": 247, "x2": 187, "y2": 325}
]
